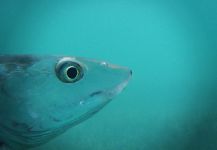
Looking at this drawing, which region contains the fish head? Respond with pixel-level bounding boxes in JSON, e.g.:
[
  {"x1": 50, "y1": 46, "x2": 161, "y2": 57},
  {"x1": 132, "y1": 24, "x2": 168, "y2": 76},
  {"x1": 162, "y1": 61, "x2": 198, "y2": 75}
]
[
  {"x1": 0, "y1": 55, "x2": 131, "y2": 148},
  {"x1": 33, "y1": 56, "x2": 132, "y2": 126}
]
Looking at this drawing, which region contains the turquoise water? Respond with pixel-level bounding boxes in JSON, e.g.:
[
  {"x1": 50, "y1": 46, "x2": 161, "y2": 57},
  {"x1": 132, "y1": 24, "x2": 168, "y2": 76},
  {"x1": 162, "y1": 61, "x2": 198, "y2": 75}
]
[{"x1": 1, "y1": 0, "x2": 217, "y2": 150}]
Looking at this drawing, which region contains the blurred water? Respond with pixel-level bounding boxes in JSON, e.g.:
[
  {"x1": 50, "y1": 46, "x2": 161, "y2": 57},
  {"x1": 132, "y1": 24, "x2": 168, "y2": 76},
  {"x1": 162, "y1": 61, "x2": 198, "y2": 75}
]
[{"x1": 1, "y1": 0, "x2": 217, "y2": 150}]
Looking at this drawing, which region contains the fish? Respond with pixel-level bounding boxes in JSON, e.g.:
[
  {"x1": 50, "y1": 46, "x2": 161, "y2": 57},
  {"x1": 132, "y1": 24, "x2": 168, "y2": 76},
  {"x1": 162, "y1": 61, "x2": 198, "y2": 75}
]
[{"x1": 0, "y1": 55, "x2": 132, "y2": 150}]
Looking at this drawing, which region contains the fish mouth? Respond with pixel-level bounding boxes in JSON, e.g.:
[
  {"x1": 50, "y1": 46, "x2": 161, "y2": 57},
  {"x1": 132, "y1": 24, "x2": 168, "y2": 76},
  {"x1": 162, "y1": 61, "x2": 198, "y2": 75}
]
[
  {"x1": 89, "y1": 69, "x2": 132, "y2": 100},
  {"x1": 107, "y1": 72, "x2": 132, "y2": 98}
]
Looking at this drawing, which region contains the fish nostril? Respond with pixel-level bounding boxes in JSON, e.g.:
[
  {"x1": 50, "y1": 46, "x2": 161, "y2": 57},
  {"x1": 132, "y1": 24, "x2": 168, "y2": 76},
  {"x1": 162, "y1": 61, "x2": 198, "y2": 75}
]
[
  {"x1": 130, "y1": 70, "x2": 133, "y2": 76},
  {"x1": 89, "y1": 91, "x2": 103, "y2": 97}
]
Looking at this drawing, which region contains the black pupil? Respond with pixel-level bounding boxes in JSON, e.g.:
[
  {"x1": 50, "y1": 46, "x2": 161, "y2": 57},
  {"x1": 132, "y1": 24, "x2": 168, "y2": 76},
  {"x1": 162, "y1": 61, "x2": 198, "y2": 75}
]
[{"x1": 67, "y1": 67, "x2": 78, "y2": 79}]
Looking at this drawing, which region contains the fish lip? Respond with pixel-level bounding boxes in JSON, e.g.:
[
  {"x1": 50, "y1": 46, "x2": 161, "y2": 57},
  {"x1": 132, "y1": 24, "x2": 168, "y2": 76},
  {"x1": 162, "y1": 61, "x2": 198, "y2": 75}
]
[
  {"x1": 106, "y1": 70, "x2": 132, "y2": 99},
  {"x1": 88, "y1": 68, "x2": 132, "y2": 99}
]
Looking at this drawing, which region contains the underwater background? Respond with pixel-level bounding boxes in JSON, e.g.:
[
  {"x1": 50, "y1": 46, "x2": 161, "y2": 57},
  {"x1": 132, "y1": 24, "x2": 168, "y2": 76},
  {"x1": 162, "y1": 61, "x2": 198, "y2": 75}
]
[{"x1": 0, "y1": 0, "x2": 217, "y2": 150}]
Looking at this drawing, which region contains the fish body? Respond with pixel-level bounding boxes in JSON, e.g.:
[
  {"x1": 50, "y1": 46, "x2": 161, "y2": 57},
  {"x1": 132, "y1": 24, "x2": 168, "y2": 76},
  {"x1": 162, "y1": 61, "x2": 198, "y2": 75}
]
[{"x1": 0, "y1": 55, "x2": 131, "y2": 150}]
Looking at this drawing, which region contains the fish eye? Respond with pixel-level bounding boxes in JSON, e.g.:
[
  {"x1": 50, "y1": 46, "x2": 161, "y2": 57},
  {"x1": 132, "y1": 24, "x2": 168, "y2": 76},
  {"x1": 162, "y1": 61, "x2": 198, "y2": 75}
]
[
  {"x1": 66, "y1": 66, "x2": 78, "y2": 79},
  {"x1": 55, "y1": 58, "x2": 83, "y2": 83}
]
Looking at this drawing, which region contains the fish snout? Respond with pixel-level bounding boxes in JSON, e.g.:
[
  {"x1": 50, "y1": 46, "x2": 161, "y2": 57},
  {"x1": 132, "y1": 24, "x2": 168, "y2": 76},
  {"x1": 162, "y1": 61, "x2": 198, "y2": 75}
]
[{"x1": 100, "y1": 62, "x2": 132, "y2": 99}]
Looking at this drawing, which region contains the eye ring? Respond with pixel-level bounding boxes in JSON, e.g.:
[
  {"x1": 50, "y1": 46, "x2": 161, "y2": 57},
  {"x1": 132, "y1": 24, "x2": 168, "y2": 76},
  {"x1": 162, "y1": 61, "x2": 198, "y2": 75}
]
[{"x1": 55, "y1": 58, "x2": 84, "y2": 83}]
